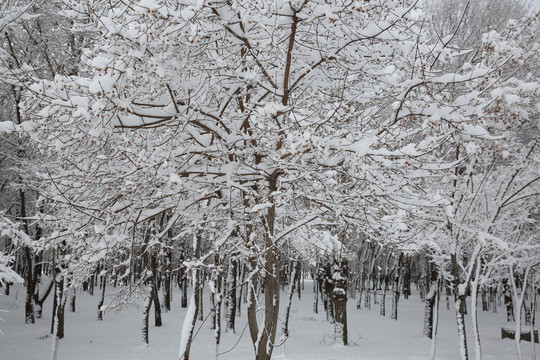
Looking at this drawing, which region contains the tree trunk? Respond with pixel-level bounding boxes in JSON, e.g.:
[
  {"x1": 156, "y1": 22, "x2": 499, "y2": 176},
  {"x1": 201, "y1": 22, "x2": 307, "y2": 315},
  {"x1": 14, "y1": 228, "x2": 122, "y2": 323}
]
[
  {"x1": 214, "y1": 266, "x2": 222, "y2": 359},
  {"x1": 481, "y1": 287, "x2": 488, "y2": 312},
  {"x1": 35, "y1": 279, "x2": 54, "y2": 319},
  {"x1": 148, "y1": 252, "x2": 162, "y2": 327},
  {"x1": 429, "y1": 277, "x2": 441, "y2": 360},
  {"x1": 333, "y1": 258, "x2": 348, "y2": 345},
  {"x1": 451, "y1": 253, "x2": 469, "y2": 360},
  {"x1": 237, "y1": 264, "x2": 244, "y2": 317},
  {"x1": 530, "y1": 285, "x2": 536, "y2": 360},
  {"x1": 356, "y1": 272, "x2": 363, "y2": 310},
  {"x1": 141, "y1": 285, "x2": 152, "y2": 345},
  {"x1": 456, "y1": 294, "x2": 469, "y2": 360},
  {"x1": 503, "y1": 278, "x2": 515, "y2": 322},
  {"x1": 19, "y1": 187, "x2": 35, "y2": 325},
  {"x1": 313, "y1": 266, "x2": 319, "y2": 314},
  {"x1": 50, "y1": 250, "x2": 57, "y2": 335},
  {"x1": 380, "y1": 256, "x2": 392, "y2": 317},
  {"x1": 152, "y1": 278, "x2": 162, "y2": 327},
  {"x1": 297, "y1": 264, "x2": 301, "y2": 300},
  {"x1": 50, "y1": 272, "x2": 66, "y2": 360},
  {"x1": 247, "y1": 258, "x2": 259, "y2": 354},
  {"x1": 402, "y1": 256, "x2": 411, "y2": 300},
  {"x1": 391, "y1": 253, "x2": 403, "y2": 320},
  {"x1": 69, "y1": 288, "x2": 76, "y2": 312},
  {"x1": 163, "y1": 251, "x2": 172, "y2": 312},
  {"x1": 88, "y1": 273, "x2": 94, "y2": 296},
  {"x1": 470, "y1": 261, "x2": 482, "y2": 360},
  {"x1": 181, "y1": 275, "x2": 188, "y2": 308},
  {"x1": 523, "y1": 300, "x2": 531, "y2": 326},
  {"x1": 210, "y1": 284, "x2": 216, "y2": 331},
  {"x1": 24, "y1": 246, "x2": 35, "y2": 324},
  {"x1": 225, "y1": 259, "x2": 237, "y2": 333},
  {"x1": 246, "y1": 174, "x2": 280, "y2": 360},
  {"x1": 322, "y1": 260, "x2": 334, "y2": 322},
  {"x1": 50, "y1": 281, "x2": 57, "y2": 334},
  {"x1": 311, "y1": 254, "x2": 319, "y2": 314},
  {"x1": 179, "y1": 234, "x2": 201, "y2": 360},
  {"x1": 446, "y1": 280, "x2": 451, "y2": 311},
  {"x1": 97, "y1": 274, "x2": 106, "y2": 320},
  {"x1": 199, "y1": 271, "x2": 205, "y2": 321},
  {"x1": 282, "y1": 258, "x2": 300, "y2": 338},
  {"x1": 491, "y1": 286, "x2": 497, "y2": 314},
  {"x1": 423, "y1": 261, "x2": 439, "y2": 338},
  {"x1": 380, "y1": 290, "x2": 386, "y2": 316}
]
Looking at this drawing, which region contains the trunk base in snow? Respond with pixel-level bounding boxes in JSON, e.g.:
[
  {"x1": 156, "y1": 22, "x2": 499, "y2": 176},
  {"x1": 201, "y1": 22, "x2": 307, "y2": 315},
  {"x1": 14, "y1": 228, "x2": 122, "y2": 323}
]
[{"x1": 501, "y1": 327, "x2": 539, "y2": 343}]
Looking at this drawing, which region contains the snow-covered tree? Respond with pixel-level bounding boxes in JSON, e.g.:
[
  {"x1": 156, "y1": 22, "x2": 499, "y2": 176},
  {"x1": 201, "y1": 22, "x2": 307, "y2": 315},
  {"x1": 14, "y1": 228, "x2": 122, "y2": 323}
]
[
  {"x1": 18, "y1": 1, "x2": 540, "y2": 359},
  {"x1": 408, "y1": 9, "x2": 540, "y2": 360}
]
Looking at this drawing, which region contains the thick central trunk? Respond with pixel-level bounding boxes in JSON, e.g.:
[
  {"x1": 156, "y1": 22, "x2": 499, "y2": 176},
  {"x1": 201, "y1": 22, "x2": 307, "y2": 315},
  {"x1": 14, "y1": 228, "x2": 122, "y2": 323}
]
[
  {"x1": 247, "y1": 174, "x2": 281, "y2": 360},
  {"x1": 333, "y1": 258, "x2": 348, "y2": 345},
  {"x1": 257, "y1": 208, "x2": 280, "y2": 360},
  {"x1": 451, "y1": 253, "x2": 469, "y2": 360}
]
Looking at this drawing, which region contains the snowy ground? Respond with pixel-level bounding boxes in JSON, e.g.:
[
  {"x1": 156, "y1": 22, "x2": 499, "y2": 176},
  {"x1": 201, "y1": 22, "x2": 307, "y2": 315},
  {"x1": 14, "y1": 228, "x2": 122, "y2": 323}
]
[{"x1": 1, "y1": 280, "x2": 538, "y2": 359}]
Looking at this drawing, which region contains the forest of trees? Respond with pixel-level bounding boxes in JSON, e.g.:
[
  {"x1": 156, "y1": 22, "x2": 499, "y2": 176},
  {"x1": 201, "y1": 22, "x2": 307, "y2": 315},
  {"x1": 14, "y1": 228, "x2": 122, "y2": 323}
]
[{"x1": 0, "y1": 1, "x2": 539, "y2": 360}]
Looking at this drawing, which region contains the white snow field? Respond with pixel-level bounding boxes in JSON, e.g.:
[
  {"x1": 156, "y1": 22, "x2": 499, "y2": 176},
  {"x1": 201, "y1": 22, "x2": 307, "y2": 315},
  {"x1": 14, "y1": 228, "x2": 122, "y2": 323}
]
[{"x1": 1, "y1": 281, "x2": 538, "y2": 359}]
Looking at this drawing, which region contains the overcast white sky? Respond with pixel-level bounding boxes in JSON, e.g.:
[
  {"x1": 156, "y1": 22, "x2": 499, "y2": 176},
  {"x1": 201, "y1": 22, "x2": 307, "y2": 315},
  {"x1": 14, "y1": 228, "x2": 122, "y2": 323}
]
[{"x1": 532, "y1": 0, "x2": 540, "y2": 9}]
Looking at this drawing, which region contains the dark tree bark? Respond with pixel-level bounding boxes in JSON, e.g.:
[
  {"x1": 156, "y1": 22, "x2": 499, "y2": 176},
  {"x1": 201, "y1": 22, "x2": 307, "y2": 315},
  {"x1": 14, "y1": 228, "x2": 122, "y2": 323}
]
[
  {"x1": 322, "y1": 260, "x2": 334, "y2": 322},
  {"x1": 402, "y1": 256, "x2": 411, "y2": 300},
  {"x1": 379, "y1": 251, "x2": 392, "y2": 317},
  {"x1": 391, "y1": 253, "x2": 403, "y2": 320},
  {"x1": 32, "y1": 252, "x2": 42, "y2": 300},
  {"x1": 52, "y1": 271, "x2": 66, "y2": 339},
  {"x1": 503, "y1": 278, "x2": 515, "y2": 322},
  {"x1": 423, "y1": 260, "x2": 439, "y2": 338},
  {"x1": 282, "y1": 258, "x2": 300, "y2": 338},
  {"x1": 180, "y1": 274, "x2": 188, "y2": 308},
  {"x1": 151, "y1": 255, "x2": 162, "y2": 327},
  {"x1": 162, "y1": 250, "x2": 172, "y2": 312},
  {"x1": 491, "y1": 286, "x2": 497, "y2": 313},
  {"x1": 210, "y1": 258, "x2": 221, "y2": 331},
  {"x1": 152, "y1": 279, "x2": 162, "y2": 327},
  {"x1": 198, "y1": 270, "x2": 204, "y2": 322},
  {"x1": 141, "y1": 285, "x2": 152, "y2": 345},
  {"x1": 225, "y1": 259, "x2": 237, "y2": 332},
  {"x1": 180, "y1": 251, "x2": 188, "y2": 308},
  {"x1": 246, "y1": 173, "x2": 281, "y2": 360},
  {"x1": 24, "y1": 247, "x2": 35, "y2": 324},
  {"x1": 297, "y1": 262, "x2": 302, "y2": 300},
  {"x1": 523, "y1": 300, "x2": 531, "y2": 326},
  {"x1": 19, "y1": 188, "x2": 35, "y2": 324},
  {"x1": 179, "y1": 235, "x2": 201, "y2": 360},
  {"x1": 34, "y1": 279, "x2": 54, "y2": 318},
  {"x1": 97, "y1": 274, "x2": 106, "y2": 320},
  {"x1": 445, "y1": 280, "x2": 452, "y2": 311},
  {"x1": 481, "y1": 287, "x2": 488, "y2": 311},
  {"x1": 313, "y1": 261, "x2": 319, "y2": 314},
  {"x1": 69, "y1": 289, "x2": 76, "y2": 312},
  {"x1": 214, "y1": 263, "x2": 223, "y2": 353},
  {"x1": 333, "y1": 258, "x2": 348, "y2": 345},
  {"x1": 451, "y1": 253, "x2": 469, "y2": 360},
  {"x1": 50, "y1": 280, "x2": 57, "y2": 334},
  {"x1": 50, "y1": 271, "x2": 67, "y2": 360},
  {"x1": 88, "y1": 273, "x2": 94, "y2": 296},
  {"x1": 237, "y1": 263, "x2": 244, "y2": 317}
]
